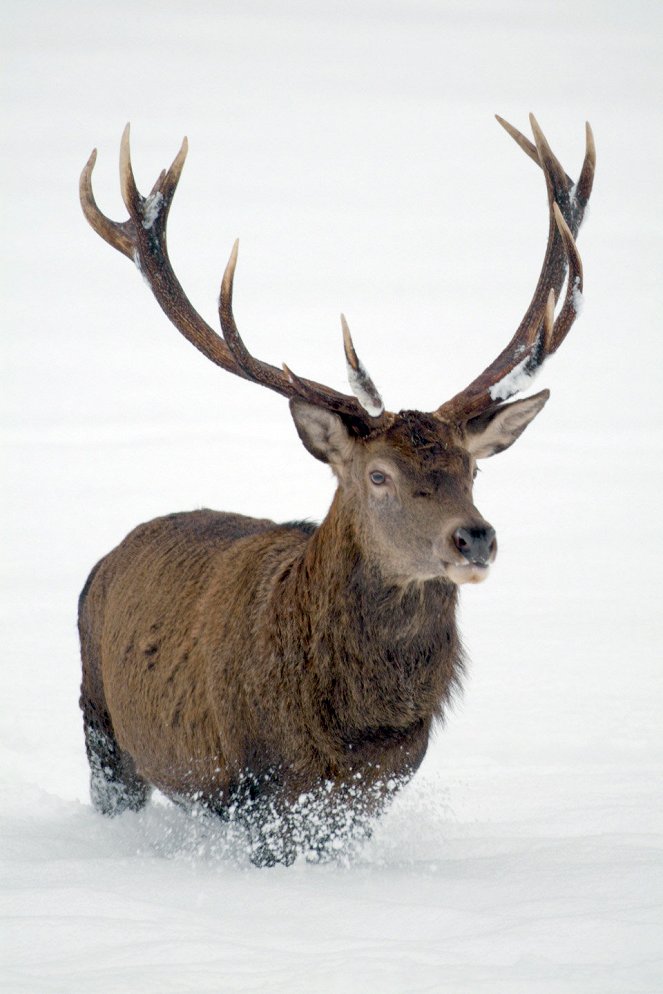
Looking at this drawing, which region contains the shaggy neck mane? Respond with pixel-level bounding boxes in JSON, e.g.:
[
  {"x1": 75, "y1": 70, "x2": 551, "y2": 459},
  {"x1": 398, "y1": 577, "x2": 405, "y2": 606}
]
[{"x1": 271, "y1": 491, "x2": 465, "y2": 770}]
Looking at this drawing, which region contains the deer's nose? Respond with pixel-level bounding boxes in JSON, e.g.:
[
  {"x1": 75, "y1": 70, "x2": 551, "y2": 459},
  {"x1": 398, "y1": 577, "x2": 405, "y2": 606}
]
[{"x1": 453, "y1": 526, "x2": 497, "y2": 566}]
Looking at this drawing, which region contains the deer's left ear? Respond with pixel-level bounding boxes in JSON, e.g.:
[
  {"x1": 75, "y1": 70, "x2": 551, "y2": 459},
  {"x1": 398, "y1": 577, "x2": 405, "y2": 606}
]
[{"x1": 464, "y1": 389, "x2": 550, "y2": 459}]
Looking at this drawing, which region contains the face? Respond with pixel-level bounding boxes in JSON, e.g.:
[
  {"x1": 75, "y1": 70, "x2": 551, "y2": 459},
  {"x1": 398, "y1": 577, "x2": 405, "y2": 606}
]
[
  {"x1": 290, "y1": 394, "x2": 548, "y2": 588},
  {"x1": 348, "y1": 412, "x2": 497, "y2": 585}
]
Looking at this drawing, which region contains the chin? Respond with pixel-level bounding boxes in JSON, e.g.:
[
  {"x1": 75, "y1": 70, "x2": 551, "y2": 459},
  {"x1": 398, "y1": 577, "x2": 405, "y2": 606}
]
[{"x1": 445, "y1": 562, "x2": 491, "y2": 585}]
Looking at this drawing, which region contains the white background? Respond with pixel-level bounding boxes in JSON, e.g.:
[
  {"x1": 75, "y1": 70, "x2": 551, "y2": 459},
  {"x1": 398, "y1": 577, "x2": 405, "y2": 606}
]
[{"x1": 2, "y1": 2, "x2": 662, "y2": 991}]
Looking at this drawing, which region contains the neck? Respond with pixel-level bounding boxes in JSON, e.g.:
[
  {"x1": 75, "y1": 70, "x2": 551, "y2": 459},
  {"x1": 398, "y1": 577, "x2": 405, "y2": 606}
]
[{"x1": 282, "y1": 492, "x2": 464, "y2": 766}]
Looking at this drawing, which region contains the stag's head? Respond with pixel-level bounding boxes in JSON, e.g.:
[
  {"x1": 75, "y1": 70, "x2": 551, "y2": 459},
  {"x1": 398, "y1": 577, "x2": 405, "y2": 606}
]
[
  {"x1": 80, "y1": 115, "x2": 595, "y2": 586},
  {"x1": 290, "y1": 395, "x2": 553, "y2": 585}
]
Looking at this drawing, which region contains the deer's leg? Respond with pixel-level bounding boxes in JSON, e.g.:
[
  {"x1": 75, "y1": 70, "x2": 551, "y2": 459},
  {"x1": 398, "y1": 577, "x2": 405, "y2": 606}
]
[
  {"x1": 82, "y1": 709, "x2": 151, "y2": 816},
  {"x1": 79, "y1": 565, "x2": 151, "y2": 816},
  {"x1": 224, "y1": 771, "x2": 297, "y2": 867}
]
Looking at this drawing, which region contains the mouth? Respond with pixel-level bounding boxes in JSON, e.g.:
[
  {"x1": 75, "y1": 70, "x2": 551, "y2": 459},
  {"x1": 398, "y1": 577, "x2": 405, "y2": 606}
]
[{"x1": 444, "y1": 561, "x2": 491, "y2": 585}]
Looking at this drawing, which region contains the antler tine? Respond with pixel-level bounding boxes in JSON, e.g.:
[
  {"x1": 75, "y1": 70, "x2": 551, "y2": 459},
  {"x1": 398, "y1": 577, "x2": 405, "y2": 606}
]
[
  {"x1": 341, "y1": 315, "x2": 385, "y2": 418},
  {"x1": 529, "y1": 114, "x2": 573, "y2": 201},
  {"x1": 118, "y1": 123, "x2": 141, "y2": 218},
  {"x1": 495, "y1": 115, "x2": 540, "y2": 169},
  {"x1": 80, "y1": 148, "x2": 135, "y2": 260},
  {"x1": 435, "y1": 116, "x2": 594, "y2": 423},
  {"x1": 542, "y1": 288, "x2": 555, "y2": 352},
  {"x1": 216, "y1": 238, "x2": 288, "y2": 390},
  {"x1": 217, "y1": 239, "x2": 272, "y2": 382},
  {"x1": 496, "y1": 114, "x2": 574, "y2": 189},
  {"x1": 575, "y1": 121, "x2": 596, "y2": 208}
]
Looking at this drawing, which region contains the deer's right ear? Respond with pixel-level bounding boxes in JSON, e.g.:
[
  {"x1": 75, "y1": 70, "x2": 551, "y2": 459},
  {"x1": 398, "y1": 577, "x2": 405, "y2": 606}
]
[{"x1": 289, "y1": 399, "x2": 354, "y2": 469}]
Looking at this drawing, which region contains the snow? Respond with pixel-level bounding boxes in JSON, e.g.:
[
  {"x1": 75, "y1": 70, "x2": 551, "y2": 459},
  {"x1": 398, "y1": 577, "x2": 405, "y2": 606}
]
[
  {"x1": 572, "y1": 275, "x2": 584, "y2": 316},
  {"x1": 346, "y1": 361, "x2": 385, "y2": 416},
  {"x1": 140, "y1": 191, "x2": 164, "y2": 230},
  {"x1": 488, "y1": 350, "x2": 539, "y2": 402},
  {"x1": 2, "y1": 1, "x2": 663, "y2": 992}
]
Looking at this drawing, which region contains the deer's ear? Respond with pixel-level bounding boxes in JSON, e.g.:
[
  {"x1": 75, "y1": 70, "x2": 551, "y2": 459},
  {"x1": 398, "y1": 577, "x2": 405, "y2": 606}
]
[
  {"x1": 465, "y1": 390, "x2": 550, "y2": 459},
  {"x1": 289, "y1": 399, "x2": 355, "y2": 469}
]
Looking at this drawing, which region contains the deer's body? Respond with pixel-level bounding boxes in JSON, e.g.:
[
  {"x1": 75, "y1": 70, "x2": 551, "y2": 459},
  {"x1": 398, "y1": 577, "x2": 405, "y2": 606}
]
[
  {"x1": 78, "y1": 116, "x2": 594, "y2": 863},
  {"x1": 80, "y1": 504, "x2": 460, "y2": 804},
  {"x1": 80, "y1": 421, "x2": 469, "y2": 861}
]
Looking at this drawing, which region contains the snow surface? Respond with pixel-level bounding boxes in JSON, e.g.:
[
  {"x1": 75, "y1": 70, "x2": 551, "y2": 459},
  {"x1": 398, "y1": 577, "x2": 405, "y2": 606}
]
[{"x1": 2, "y1": 1, "x2": 663, "y2": 992}]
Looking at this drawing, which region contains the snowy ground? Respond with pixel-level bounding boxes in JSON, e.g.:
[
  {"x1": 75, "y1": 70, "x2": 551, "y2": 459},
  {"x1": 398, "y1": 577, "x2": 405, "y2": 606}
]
[{"x1": 2, "y1": 1, "x2": 663, "y2": 991}]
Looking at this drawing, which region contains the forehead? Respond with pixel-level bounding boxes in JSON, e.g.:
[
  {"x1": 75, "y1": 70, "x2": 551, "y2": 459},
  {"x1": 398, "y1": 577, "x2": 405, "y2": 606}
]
[{"x1": 365, "y1": 410, "x2": 470, "y2": 475}]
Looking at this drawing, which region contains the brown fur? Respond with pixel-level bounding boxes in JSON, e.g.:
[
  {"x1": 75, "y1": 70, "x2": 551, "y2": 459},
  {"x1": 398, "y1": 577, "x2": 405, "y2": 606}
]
[{"x1": 79, "y1": 402, "x2": 546, "y2": 864}]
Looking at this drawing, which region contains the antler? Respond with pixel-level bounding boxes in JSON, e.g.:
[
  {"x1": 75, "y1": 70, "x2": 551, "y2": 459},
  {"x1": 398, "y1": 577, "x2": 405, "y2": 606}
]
[
  {"x1": 435, "y1": 114, "x2": 595, "y2": 423},
  {"x1": 80, "y1": 125, "x2": 388, "y2": 429}
]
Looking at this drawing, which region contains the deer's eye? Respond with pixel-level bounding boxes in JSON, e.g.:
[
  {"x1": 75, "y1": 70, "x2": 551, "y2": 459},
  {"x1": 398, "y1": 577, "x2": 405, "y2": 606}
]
[{"x1": 370, "y1": 470, "x2": 387, "y2": 486}]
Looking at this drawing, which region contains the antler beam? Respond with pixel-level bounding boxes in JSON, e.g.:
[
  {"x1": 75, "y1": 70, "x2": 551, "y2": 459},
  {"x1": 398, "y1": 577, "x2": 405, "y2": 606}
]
[{"x1": 435, "y1": 114, "x2": 595, "y2": 423}]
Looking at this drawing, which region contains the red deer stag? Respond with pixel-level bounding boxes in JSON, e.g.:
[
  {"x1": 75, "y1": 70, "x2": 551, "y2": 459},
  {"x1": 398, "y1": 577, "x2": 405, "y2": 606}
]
[{"x1": 78, "y1": 116, "x2": 594, "y2": 865}]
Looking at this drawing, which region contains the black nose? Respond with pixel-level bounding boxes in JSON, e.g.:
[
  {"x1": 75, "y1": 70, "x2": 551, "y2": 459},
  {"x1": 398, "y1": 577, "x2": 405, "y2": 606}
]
[{"x1": 453, "y1": 526, "x2": 497, "y2": 566}]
